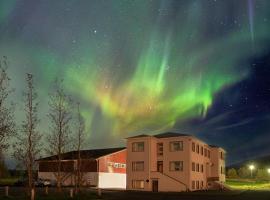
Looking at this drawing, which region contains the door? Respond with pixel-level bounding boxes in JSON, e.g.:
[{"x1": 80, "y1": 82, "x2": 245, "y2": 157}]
[{"x1": 152, "y1": 180, "x2": 158, "y2": 192}]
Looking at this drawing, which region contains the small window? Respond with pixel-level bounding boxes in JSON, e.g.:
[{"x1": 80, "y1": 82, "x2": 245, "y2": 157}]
[
  {"x1": 201, "y1": 181, "x2": 204, "y2": 188},
  {"x1": 192, "y1": 181, "x2": 195, "y2": 189},
  {"x1": 201, "y1": 164, "x2": 204, "y2": 173},
  {"x1": 132, "y1": 142, "x2": 144, "y2": 152},
  {"x1": 207, "y1": 150, "x2": 210, "y2": 158},
  {"x1": 196, "y1": 181, "x2": 199, "y2": 189},
  {"x1": 192, "y1": 142, "x2": 195, "y2": 152},
  {"x1": 196, "y1": 163, "x2": 200, "y2": 172},
  {"x1": 192, "y1": 162, "x2": 195, "y2": 171},
  {"x1": 157, "y1": 143, "x2": 163, "y2": 156},
  {"x1": 221, "y1": 166, "x2": 223, "y2": 174},
  {"x1": 204, "y1": 148, "x2": 207, "y2": 157},
  {"x1": 170, "y1": 141, "x2": 183, "y2": 151},
  {"x1": 196, "y1": 145, "x2": 199, "y2": 154},
  {"x1": 200, "y1": 146, "x2": 203, "y2": 155},
  {"x1": 132, "y1": 180, "x2": 144, "y2": 189},
  {"x1": 169, "y1": 161, "x2": 183, "y2": 171},
  {"x1": 132, "y1": 161, "x2": 144, "y2": 171}
]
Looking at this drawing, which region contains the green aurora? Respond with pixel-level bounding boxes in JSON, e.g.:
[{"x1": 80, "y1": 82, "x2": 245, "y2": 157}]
[{"x1": 0, "y1": 0, "x2": 270, "y2": 149}]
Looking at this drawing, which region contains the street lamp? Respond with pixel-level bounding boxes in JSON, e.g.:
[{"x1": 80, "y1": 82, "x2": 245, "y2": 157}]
[
  {"x1": 267, "y1": 168, "x2": 270, "y2": 174},
  {"x1": 249, "y1": 165, "x2": 255, "y2": 178}
]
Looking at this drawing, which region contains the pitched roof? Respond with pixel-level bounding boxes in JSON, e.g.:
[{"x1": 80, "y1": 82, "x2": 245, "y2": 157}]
[
  {"x1": 36, "y1": 147, "x2": 126, "y2": 161},
  {"x1": 154, "y1": 132, "x2": 190, "y2": 138},
  {"x1": 126, "y1": 134, "x2": 149, "y2": 139}
]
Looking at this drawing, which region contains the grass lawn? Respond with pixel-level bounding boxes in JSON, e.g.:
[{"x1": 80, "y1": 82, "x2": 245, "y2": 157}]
[
  {"x1": 0, "y1": 178, "x2": 19, "y2": 186},
  {"x1": 226, "y1": 179, "x2": 270, "y2": 190}
]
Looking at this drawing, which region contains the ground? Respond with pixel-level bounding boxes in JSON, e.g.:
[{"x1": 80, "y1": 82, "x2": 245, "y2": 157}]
[
  {"x1": 0, "y1": 188, "x2": 269, "y2": 200},
  {"x1": 0, "y1": 179, "x2": 269, "y2": 200}
]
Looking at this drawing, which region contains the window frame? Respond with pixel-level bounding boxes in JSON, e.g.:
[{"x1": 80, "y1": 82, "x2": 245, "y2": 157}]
[
  {"x1": 132, "y1": 161, "x2": 144, "y2": 171},
  {"x1": 169, "y1": 161, "x2": 183, "y2": 171},
  {"x1": 132, "y1": 142, "x2": 144, "y2": 152},
  {"x1": 169, "y1": 141, "x2": 183, "y2": 152}
]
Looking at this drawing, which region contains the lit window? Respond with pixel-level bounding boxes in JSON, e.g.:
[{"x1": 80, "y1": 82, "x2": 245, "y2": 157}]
[
  {"x1": 132, "y1": 161, "x2": 144, "y2": 171},
  {"x1": 170, "y1": 141, "x2": 183, "y2": 151},
  {"x1": 169, "y1": 161, "x2": 183, "y2": 171},
  {"x1": 132, "y1": 142, "x2": 144, "y2": 152},
  {"x1": 132, "y1": 180, "x2": 144, "y2": 189}
]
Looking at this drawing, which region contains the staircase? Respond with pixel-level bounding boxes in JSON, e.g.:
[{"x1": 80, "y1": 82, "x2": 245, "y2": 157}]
[{"x1": 151, "y1": 171, "x2": 188, "y2": 192}]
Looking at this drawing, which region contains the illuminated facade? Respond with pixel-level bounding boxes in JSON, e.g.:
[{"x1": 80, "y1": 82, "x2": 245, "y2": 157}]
[{"x1": 126, "y1": 132, "x2": 226, "y2": 192}]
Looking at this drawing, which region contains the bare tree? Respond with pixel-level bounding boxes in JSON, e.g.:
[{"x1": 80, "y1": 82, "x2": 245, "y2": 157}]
[
  {"x1": 0, "y1": 56, "x2": 15, "y2": 156},
  {"x1": 47, "y1": 79, "x2": 72, "y2": 191},
  {"x1": 13, "y1": 73, "x2": 42, "y2": 198},
  {"x1": 74, "y1": 102, "x2": 86, "y2": 193}
]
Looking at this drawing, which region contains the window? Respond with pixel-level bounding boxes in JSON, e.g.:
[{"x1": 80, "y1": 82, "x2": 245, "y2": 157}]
[
  {"x1": 170, "y1": 141, "x2": 183, "y2": 151},
  {"x1": 221, "y1": 166, "x2": 224, "y2": 174},
  {"x1": 207, "y1": 150, "x2": 210, "y2": 158},
  {"x1": 132, "y1": 180, "x2": 144, "y2": 189},
  {"x1": 192, "y1": 162, "x2": 195, "y2": 171},
  {"x1": 204, "y1": 148, "x2": 207, "y2": 157},
  {"x1": 132, "y1": 161, "x2": 144, "y2": 171},
  {"x1": 157, "y1": 143, "x2": 163, "y2": 156},
  {"x1": 200, "y1": 146, "x2": 203, "y2": 155},
  {"x1": 196, "y1": 181, "x2": 199, "y2": 189},
  {"x1": 201, "y1": 164, "x2": 204, "y2": 173},
  {"x1": 196, "y1": 163, "x2": 199, "y2": 172},
  {"x1": 132, "y1": 142, "x2": 144, "y2": 152},
  {"x1": 196, "y1": 145, "x2": 199, "y2": 154},
  {"x1": 157, "y1": 161, "x2": 163, "y2": 173},
  {"x1": 170, "y1": 161, "x2": 183, "y2": 171},
  {"x1": 192, "y1": 181, "x2": 195, "y2": 189},
  {"x1": 201, "y1": 181, "x2": 204, "y2": 188},
  {"x1": 192, "y1": 142, "x2": 195, "y2": 152},
  {"x1": 220, "y1": 151, "x2": 225, "y2": 160}
]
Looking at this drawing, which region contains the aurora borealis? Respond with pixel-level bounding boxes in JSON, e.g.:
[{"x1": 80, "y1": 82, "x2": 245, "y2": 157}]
[{"x1": 1, "y1": 0, "x2": 270, "y2": 164}]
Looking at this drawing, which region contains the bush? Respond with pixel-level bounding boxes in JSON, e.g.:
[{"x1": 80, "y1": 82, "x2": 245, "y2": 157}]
[
  {"x1": 227, "y1": 168, "x2": 238, "y2": 179},
  {"x1": 238, "y1": 167, "x2": 250, "y2": 179},
  {"x1": 256, "y1": 169, "x2": 270, "y2": 180}
]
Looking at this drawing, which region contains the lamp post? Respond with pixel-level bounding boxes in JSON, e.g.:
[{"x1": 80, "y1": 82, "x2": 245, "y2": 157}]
[{"x1": 249, "y1": 165, "x2": 255, "y2": 178}]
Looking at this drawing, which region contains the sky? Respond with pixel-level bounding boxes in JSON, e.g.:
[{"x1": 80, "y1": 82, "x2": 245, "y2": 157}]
[{"x1": 0, "y1": 0, "x2": 270, "y2": 165}]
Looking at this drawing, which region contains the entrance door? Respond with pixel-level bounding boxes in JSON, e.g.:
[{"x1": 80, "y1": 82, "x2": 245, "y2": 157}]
[{"x1": 152, "y1": 180, "x2": 158, "y2": 192}]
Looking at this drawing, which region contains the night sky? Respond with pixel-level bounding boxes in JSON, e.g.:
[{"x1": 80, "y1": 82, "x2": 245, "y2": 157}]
[{"x1": 0, "y1": 0, "x2": 270, "y2": 164}]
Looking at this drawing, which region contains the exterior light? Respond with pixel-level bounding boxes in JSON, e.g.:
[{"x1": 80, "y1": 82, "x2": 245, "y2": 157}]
[
  {"x1": 267, "y1": 168, "x2": 270, "y2": 174},
  {"x1": 249, "y1": 165, "x2": 255, "y2": 178}
]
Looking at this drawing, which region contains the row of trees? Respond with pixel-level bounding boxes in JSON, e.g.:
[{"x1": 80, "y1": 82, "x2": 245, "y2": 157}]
[
  {"x1": 0, "y1": 57, "x2": 86, "y2": 195},
  {"x1": 227, "y1": 167, "x2": 270, "y2": 180}
]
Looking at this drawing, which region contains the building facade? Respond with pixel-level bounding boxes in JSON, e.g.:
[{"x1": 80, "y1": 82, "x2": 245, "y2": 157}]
[
  {"x1": 126, "y1": 133, "x2": 226, "y2": 192},
  {"x1": 37, "y1": 147, "x2": 126, "y2": 189}
]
